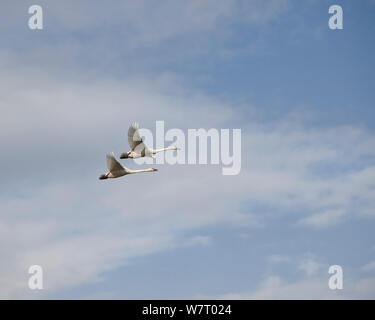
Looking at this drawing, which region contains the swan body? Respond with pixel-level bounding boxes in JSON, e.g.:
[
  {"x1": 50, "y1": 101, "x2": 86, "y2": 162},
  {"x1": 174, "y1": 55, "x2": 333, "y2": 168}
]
[
  {"x1": 99, "y1": 153, "x2": 157, "y2": 180},
  {"x1": 120, "y1": 122, "x2": 179, "y2": 159}
]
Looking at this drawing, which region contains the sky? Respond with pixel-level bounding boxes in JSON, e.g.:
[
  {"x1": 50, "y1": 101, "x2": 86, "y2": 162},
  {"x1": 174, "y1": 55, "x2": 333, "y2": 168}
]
[{"x1": 0, "y1": 0, "x2": 375, "y2": 299}]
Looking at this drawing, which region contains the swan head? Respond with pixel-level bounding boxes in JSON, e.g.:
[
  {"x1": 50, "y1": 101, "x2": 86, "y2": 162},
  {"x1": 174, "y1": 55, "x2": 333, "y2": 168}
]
[
  {"x1": 99, "y1": 174, "x2": 108, "y2": 180},
  {"x1": 120, "y1": 152, "x2": 129, "y2": 159},
  {"x1": 171, "y1": 146, "x2": 180, "y2": 150}
]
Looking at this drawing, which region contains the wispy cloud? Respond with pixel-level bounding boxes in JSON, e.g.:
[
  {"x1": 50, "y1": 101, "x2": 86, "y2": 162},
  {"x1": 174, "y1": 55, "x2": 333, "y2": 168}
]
[
  {"x1": 298, "y1": 256, "x2": 324, "y2": 276},
  {"x1": 216, "y1": 275, "x2": 375, "y2": 299},
  {"x1": 212, "y1": 255, "x2": 375, "y2": 299},
  {"x1": 184, "y1": 236, "x2": 213, "y2": 247},
  {"x1": 361, "y1": 261, "x2": 375, "y2": 272},
  {"x1": 1, "y1": 0, "x2": 374, "y2": 299},
  {"x1": 1, "y1": 59, "x2": 375, "y2": 297},
  {"x1": 297, "y1": 210, "x2": 345, "y2": 229}
]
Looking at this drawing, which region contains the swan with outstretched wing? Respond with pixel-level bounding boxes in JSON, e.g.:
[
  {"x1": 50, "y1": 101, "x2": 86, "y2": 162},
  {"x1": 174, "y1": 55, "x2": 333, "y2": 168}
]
[
  {"x1": 120, "y1": 122, "x2": 179, "y2": 159},
  {"x1": 99, "y1": 152, "x2": 157, "y2": 180}
]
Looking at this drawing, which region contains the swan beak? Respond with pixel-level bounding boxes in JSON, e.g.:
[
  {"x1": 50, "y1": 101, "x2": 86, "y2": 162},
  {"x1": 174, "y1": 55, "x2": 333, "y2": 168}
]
[
  {"x1": 120, "y1": 153, "x2": 128, "y2": 159},
  {"x1": 99, "y1": 174, "x2": 108, "y2": 180},
  {"x1": 152, "y1": 168, "x2": 158, "y2": 172}
]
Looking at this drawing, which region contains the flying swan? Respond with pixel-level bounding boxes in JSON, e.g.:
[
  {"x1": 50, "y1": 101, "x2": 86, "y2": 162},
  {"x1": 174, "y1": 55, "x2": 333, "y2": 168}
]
[
  {"x1": 120, "y1": 122, "x2": 179, "y2": 159},
  {"x1": 99, "y1": 153, "x2": 157, "y2": 180}
]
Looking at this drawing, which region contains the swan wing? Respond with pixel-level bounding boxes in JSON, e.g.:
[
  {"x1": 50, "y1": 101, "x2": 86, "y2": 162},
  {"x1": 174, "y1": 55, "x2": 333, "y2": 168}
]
[
  {"x1": 128, "y1": 122, "x2": 144, "y2": 151},
  {"x1": 106, "y1": 153, "x2": 124, "y2": 172}
]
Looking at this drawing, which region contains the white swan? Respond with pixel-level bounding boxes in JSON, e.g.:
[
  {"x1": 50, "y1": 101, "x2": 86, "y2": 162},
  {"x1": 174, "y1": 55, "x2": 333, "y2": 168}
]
[
  {"x1": 120, "y1": 122, "x2": 179, "y2": 159},
  {"x1": 99, "y1": 153, "x2": 157, "y2": 180}
]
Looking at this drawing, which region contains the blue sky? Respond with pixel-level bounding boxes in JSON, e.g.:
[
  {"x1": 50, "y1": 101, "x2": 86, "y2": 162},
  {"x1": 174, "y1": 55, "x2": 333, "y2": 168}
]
[{"x1": 1, "y1": 0, "x2": 375, "y2": 299}]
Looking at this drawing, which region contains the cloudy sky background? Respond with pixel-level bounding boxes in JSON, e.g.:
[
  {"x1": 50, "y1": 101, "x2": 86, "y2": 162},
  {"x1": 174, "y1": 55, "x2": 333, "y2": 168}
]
[{"x1": 1, "y1": 0, "x2": 375, "y2": 299}]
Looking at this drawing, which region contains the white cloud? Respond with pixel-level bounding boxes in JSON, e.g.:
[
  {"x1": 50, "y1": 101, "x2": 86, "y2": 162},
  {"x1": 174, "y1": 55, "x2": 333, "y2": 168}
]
[
  {"x1": 268, "y1": 255, "x2": 291, "y2": 264},
  {"x1": 212, "y1": 255, "x2": 375, "y2": 299},
  {"x1": 184, "y1": 236, "x2": 213, "y2": 247},
  {"x1": 361, "y1": 261, "x2": 375, "y2": 272},
  {"x1": 298, "y1": 210, "x2": 345, "y2": 229},
  {"x1": 298, "y1": 257, "x2": 323, "y2": 276},
  {"x1": 0, "y1": 0, "x2": 292, "y2": 78},
  {"x1": 1, "y1": 51, "x2": 375, "y2": 298},
  {"x1": 216, "y1": 275, "x2": 375, "y2": 299}
]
